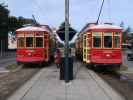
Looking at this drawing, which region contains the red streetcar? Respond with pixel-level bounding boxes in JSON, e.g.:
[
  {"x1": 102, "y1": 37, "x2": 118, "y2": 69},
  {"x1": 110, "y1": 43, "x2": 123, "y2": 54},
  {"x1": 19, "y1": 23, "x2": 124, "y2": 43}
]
[
  {"x1": 76, "y1": 23, "x2": 122, "y2": 70},
  {"x1": 16, "y1": 25, "x2": 56, "y2": 65}
]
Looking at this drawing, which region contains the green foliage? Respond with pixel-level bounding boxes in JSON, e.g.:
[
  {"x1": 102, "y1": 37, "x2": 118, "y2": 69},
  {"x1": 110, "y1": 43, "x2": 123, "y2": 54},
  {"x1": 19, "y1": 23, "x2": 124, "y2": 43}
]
[
  {"x1": 0, "y1": 4, "x2": 9, "y2": 38},
  {"x1": 0, "y1": 3, "x2": 34, "y2": 37},
  {"x1": 57, "y1": 21, "x2": 77, "y2": 41},
  {"x1": 0, "y1": 3, "x2": 34, "y2": 50},
  {"x1": 59, "y1": 21, "x2": 70, "y2": 29},
  {"x1": 6, "y1": 64, "x2": 18, "y2": 71},
  {"x1": 8, "y1": 16, "x2": 34, "y2": 34}
]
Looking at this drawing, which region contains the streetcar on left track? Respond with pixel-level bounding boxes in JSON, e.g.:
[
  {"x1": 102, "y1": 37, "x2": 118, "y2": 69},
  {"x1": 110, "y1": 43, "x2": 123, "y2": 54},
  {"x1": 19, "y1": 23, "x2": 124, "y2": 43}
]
[{"x1": 16, "y1": 25, "x2": 56, "y2": 65}]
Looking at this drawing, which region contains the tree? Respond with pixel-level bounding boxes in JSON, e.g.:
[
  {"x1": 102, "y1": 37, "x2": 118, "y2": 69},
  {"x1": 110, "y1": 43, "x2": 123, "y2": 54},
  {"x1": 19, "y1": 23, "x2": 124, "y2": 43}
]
[
  {"x1": 8, "y1": 16, "x2": 34, "y2": 35},
  {"x1": 123, "y1": 26, "x2": 132, "y2": 43},
  {"x1": 0, "y1": 3, "x2": 9, "y2": 51},
  {"x1": 0, "y1": 3, "x2": 34, "y2": 51},
  {"x1": 59, "y1": 21, "x2": 70, "y2": 29},
  {"x1": 57, "y1": 21, "x2": 77, "y2": 41},
  {"x1": 120, "y1": 21, "x2": 124, "y2": 29},
  {"x1": 120, "y1": 21, "x2": 132, "y2": 43},
  {"x1": 0, "y1": 3, "x2": 9, "y2": 38}
]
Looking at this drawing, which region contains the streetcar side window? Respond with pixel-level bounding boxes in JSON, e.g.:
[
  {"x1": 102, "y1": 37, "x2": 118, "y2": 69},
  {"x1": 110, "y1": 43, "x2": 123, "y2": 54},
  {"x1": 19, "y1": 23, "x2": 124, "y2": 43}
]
[
  {"x1": 18, "y1": 37, "x2": 24, "y2": 48},
  {"x1": 93, "y1": 32, "x2": 101, "y2": 48},
  {"x1": 114, "y1": 32, "x2": 120, "y2": 48},
  {"x1": 26, "y1": 37, "x2": 33, "y2": 47},
  {"x1": 36, "y1": 37, "x2": 43, "y2": 47},
  {"x1": 83, "y1": 35, "x2": 86, "y2": 47},
  {"x1": 104, "y1": 32, "x2": 112, "y2": 48}
]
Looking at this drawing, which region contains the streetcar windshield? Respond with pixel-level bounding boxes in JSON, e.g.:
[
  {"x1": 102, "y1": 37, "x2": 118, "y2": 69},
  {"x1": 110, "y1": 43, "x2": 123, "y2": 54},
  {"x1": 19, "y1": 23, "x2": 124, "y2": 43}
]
[
  {"x1": 114, "y1": 32, "x2": 120, "y2": 48},
  {"x1": 104, "y1": 32, "x2": 112, "y2": 48},
  {"x1": 26, "y1": 37, "x2": 33, "y2": 47},
  {"x1": 18, "y1": 37, "x2": 24, "y2": 48},
  {"x1": 36, "y1": 37, "x2": 43, "y2": 47},
  {"x1": 93, "y1": 32, "x2": 101, "y2": 48}
]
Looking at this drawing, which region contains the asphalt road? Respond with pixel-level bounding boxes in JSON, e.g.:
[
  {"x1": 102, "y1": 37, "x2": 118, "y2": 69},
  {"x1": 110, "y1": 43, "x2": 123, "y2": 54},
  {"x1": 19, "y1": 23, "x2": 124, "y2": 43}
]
[{"x1": 0, "y1": 54, "x2": 16, "y2": 72}]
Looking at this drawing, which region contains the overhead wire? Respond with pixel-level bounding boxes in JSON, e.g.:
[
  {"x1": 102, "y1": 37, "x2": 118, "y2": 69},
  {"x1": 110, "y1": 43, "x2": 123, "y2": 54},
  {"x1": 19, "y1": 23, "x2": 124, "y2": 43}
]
[
  {"x1": 32, "y1": 0, "x2": 45, "y2": 21},
  {"x1": 96, "y1": 0, "x2": 105, "y2": 24}
]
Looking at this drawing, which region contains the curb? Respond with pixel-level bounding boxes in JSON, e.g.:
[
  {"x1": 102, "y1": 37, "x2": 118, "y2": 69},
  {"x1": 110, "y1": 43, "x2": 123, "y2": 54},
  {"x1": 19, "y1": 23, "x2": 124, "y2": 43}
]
[
  {"x1": 0, "y1": 70, "x2": 10, "y2": 73},
  {"x1": 88, "y1": 70, "x2": 125, "y2": 100},
  {"x1": 10, "y1": 65, "x2": 23, "y2": 73}
]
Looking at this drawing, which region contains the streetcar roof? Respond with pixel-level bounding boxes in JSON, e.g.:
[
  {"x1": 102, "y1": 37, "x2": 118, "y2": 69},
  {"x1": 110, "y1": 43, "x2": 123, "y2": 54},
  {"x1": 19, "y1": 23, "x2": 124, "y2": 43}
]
[
  {"x1": 88, "y1": 24, "x2": 122, "y2": 30},
  {"x1": 16, "y1": 26, "x2": 50, "y2": 32}
]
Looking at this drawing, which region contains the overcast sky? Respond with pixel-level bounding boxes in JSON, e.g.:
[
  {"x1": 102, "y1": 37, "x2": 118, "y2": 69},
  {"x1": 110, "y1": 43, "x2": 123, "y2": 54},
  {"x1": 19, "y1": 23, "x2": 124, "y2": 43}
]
[{"x1": 2, "y1": 0, "x2": 133, "y2": 31}]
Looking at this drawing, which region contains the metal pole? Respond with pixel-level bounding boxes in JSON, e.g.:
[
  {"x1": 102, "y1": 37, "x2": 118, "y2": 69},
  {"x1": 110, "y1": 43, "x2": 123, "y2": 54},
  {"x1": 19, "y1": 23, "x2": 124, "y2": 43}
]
[
  {"x1": 1, "y1": 40, "x2": 3, "y2": 56},
  {"x1": 65, "y1": 0, "x2": 69, "y2": 83}
]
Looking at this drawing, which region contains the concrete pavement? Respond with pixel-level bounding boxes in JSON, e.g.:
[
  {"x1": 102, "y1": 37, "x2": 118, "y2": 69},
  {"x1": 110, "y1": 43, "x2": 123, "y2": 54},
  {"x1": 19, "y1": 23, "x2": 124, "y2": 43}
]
[{"x1": 7, "y1": 63, "x2": 125, "y2": 100}]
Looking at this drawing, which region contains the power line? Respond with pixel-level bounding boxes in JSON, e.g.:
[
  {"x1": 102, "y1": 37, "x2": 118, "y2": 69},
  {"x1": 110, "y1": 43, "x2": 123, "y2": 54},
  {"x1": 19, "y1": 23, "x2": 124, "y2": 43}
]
[{"x1": 96, "y1": 0, "x2": 105, "y2": 24}]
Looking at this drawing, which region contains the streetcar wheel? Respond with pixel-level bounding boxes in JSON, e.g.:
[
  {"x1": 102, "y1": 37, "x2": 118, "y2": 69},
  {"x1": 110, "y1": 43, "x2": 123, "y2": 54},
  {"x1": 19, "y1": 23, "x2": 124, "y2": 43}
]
[
  {"x1": 114, "y1": 65, "x2": 121, "y2": 71},
  {"x1": 17, "y1": 62, "x2": 21, "y2": 65},
  {"x1": 86, "y1": 64, "x2": 93, "y2": 69}
]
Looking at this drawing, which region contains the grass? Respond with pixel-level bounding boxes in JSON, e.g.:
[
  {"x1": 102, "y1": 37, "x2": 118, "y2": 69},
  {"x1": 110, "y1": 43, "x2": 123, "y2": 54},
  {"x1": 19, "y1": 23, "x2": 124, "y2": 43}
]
[
  {"x1": 120, "y1": 64, "x2": 128, "y2": 71},
  {"x1": 6, "y1": 64, "x2": 18, "y2": 71}
]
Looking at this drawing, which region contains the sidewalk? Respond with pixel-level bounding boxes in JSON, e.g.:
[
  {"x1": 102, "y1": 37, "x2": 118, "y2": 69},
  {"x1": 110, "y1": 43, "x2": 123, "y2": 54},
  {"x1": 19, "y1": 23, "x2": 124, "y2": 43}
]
[{"x1": 8, "y1": 64, "x2": 125, "y2": 100}]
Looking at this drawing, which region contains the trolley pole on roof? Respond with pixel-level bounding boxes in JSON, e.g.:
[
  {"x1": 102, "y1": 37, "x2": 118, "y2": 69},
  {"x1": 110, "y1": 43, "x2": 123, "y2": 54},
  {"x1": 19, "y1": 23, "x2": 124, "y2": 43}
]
[{"x1": 65, "y1": 0, "x2": 69, "y2": 83}]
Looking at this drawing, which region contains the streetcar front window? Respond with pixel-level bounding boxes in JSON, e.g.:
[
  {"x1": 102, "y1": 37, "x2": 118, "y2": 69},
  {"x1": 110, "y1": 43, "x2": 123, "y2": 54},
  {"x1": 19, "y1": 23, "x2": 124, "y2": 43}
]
[
  {"x1": 18, "y1": 37, "x2": 24, "y2": 48},
  {"x1": 36, "y1": 37, "x2": 43, "y2": 47},
  {"x1": 104, "y1": 32, "x2": 112, "y2": 48},
  {"x1": 114, "y1": 32, "x2": 120, "y2": 48},
  {"x1": 26, "y1": 37, "x2": 33, "y2": 47},
  {"x1": 93, "y1": 32, "x2": 101, "y2": 48}
]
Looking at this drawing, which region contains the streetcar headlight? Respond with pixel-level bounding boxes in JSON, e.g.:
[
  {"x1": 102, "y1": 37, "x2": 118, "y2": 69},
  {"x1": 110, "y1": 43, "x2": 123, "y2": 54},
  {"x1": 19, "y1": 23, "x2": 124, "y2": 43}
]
[
  {"x1": 17, "y1": 55, "x2": 24, "y2": 57},
  {"x1": 28, "y1": 53, "x2": 32, "y2": 56}
]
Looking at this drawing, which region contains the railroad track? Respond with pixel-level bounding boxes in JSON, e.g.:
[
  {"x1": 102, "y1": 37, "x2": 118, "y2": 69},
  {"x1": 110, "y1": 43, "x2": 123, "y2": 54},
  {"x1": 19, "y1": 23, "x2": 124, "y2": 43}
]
[
  {"x1": 96, "y1": 67, "x2": 133, "y2": 100},
  {"x1": 73, "y1": 62, "x2": 125, "y2": 100},
  {"x1": 73, "y1": 60, "x2": 132, "y2": 100}
]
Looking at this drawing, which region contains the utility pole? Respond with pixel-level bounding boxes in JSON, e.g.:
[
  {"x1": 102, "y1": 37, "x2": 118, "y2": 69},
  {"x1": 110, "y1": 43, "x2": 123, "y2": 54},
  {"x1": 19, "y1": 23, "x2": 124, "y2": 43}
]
[{"x1": 65, "y1": 0, "x2": 69, "y2": 83}]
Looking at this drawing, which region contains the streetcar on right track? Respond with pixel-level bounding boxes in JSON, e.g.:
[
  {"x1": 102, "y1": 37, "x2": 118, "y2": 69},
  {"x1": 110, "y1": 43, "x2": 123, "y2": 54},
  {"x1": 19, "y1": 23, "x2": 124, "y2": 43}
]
[{"x1": 75, "y1": 23, "x2": 123, "y2": 70}]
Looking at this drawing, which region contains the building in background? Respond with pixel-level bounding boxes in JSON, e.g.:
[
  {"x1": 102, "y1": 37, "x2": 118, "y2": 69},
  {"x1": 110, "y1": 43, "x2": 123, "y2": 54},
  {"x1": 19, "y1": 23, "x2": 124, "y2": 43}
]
[{"x1": 8, "y1": 31, "x2": 16, "y2": 49}]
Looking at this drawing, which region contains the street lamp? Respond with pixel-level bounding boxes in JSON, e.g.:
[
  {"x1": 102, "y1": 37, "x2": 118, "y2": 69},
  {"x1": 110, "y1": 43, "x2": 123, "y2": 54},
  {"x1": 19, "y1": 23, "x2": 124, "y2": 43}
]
[{"x1": 65, "y1": 0, "x2": 69, "y2": 83}]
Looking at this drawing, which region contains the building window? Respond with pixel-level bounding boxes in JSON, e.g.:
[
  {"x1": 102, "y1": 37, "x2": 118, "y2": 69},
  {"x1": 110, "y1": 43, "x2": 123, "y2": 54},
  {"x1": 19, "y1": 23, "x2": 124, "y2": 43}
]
[
  {"x1": 93, "y1": 32, "x2": 101, "y2": 48},
  {"x1": 104, "y1": 32, "x2": 112, "y2": 48},
  {"x1": 18, "y1": 37, "x2": 24, "y2": 48},
  {"x1": 36, "y1": 37, "x2": 43, "y2": 47},
  {"x1": 26, "y1": 37, "x2": 33, "y2": 47},
  {"x1": 114, "y1": 32, "x2": 120, "y2": 48}
]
